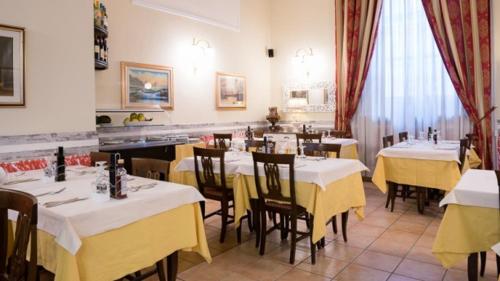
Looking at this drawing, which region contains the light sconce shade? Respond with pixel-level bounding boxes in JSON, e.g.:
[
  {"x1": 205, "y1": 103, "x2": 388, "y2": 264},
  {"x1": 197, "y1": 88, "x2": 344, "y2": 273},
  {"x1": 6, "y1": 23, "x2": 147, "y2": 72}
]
[{"x1": 295, "y1": 48, "x2": 314, "y2": 64}]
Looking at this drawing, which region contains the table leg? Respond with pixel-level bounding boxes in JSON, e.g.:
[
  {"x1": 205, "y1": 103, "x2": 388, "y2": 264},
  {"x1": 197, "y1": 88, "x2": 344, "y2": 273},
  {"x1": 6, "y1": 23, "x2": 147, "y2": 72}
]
[
  {"x1": 167, "y1": 251, "x2": 178, "y2": 281},
  {"x1": 467, "y1": 253, "x2": 478, "y2": 281}
]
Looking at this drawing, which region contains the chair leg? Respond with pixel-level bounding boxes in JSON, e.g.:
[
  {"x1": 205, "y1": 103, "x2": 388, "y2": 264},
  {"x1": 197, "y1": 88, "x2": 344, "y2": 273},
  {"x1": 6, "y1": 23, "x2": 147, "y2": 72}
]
[
  {"x1": 390, "y1": 184, "x2": 396, "y2": 212},
  {"x1": 251, "y1": 200, "x2": 260, "y2": 248},
  {"x1": 480, "y1": 251, "x2": 486, "y2": 277},
  {"x1": 200, "y1": 200, "x2": 206, "y2": 219},
  {"x1": 385, "y1": 183, "x2": 391, "y2": 208},
  {"x1": 246, "y1": 210, "x2": 253, "y2": 232},
  {"x1": 289, "y1": 214, "x2": 297, "y2": 264},
  {"x1": 331, "y1": 215, "x2": 337, "y2": 234},
  {"x1": 219, "y1": 200, "x2": 228, "y2": 243},
  {"x1": 417, "y1": 187, "x2": 425, "y2": 214},
  {"x1": 496, "y1": 254, "x2": 499, "y2": 278},
  {"x1": 402, "y1": 185, "x2": 407, "y2": 201},
  {"x1": 309, "y1": 214, "x2": 316, "y2": 265},
  {"x1": 259, "y1": 208, "x2": 267, "y2": 256},
  {"x1": 341, "y1": 211, "x2": 349, "y2": 242},
  {"x1": 280, "y1": 214, "x2": 286, "y2": 240},
  {"x1": 468, "y1": 253, "x2": 478, "y2": 281},
  {"x1": 156, "y1": 260, "x2": 166, "y2": 281},
  {"x1": 237, "y1": 225, "x2": 242, "y2": 244}
]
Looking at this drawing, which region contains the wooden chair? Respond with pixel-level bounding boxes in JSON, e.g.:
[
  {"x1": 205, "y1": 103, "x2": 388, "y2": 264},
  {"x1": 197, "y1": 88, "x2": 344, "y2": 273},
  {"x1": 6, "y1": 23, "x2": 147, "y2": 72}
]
[
  {"x1": 131, "y1": 158, "x2": 170, "y2": 181},
  {"x1": 128, "y1": 158, "x2": 173, "y2": 281},
  {"x1": 90, "y1": 151, "x2": 111, "y2": 166},
  {"x1": 329, "y1": 130, "x2": 349, "y2": 138},
  {"x1": 301, "y1": 143, "x2": 349, "y2": 243},
  {"x1": 0, "y1": 189, "x2": 38, "y2": 281},
  {"x1": 382, "y1": 135, "x2": 394, "y2": 148},
  {"x1": 193, "y1": 147, "x2": 250, "y2": 243},
  {"x1": 245, "y1": 140, "x2": 275, "y2": 153},
  {"x1": 398, "y1": 132, "x2": 408, "y2": 142},
  {"x1": 465, "y1": 133, "x2": 477, "y2": 149},
  {"x1": 213, "y1": 134, "x2": 232, "y2": 150},
  {"x1": 251, "y1": 152, "x2": 316, "y2": 265}
]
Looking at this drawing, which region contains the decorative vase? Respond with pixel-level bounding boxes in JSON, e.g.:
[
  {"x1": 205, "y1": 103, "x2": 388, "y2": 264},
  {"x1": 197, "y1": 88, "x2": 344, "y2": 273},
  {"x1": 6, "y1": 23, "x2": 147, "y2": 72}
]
[{"x1": 266, "y1": 107, "x2": 281, "y2": 131}]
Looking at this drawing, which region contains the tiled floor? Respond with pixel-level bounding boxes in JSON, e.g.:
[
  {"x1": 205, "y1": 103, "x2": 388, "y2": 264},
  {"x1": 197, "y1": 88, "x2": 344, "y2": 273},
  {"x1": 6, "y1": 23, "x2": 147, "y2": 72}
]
[{"x1": 42, "y1": 183, "x2": 499, "y2": 281}]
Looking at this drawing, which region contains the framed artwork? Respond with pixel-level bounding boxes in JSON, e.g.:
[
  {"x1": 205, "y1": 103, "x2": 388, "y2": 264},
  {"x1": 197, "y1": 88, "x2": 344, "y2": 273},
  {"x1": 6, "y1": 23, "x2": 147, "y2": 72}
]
[
  {"x1": 215, "y1": 72, "x2": 246, "y2": 109},
  {"x1": 121, "y1": 62, "x2": 174, "y2": 110},
  {"x1": 0, "y1": 24, "x2": 25, "y2": 107}
]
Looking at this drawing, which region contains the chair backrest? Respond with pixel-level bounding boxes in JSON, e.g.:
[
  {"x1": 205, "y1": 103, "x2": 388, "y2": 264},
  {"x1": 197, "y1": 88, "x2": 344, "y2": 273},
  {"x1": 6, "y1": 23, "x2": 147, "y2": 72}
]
[
  {"x1": 0, "y1": 189, "x2": 38, "y2": 281},
  {"x1": 213, "y1": 134, "x2": 232, "y2": 150},
  {"x1": 398, "y1": 132, "x2": 408, "y2": 142},
  {"x1": 131, "y1": 158, "x2": 170, "y2": 181},
  {"x1": 251, "y1": 152, "x2": 297, "y2": 209},
  {"x1": 382, "y1": 135, "x2": 394, "y2": 148},
  {"x1": 465, "y1": 133, "x2": 476, "y2": 149},
  {"x1": 193, "y1": 147, "x2": 229, "y2": 197},
  {"x1": 303, "y1": 143, "x2": 342, "y2": 158},
  {"x1": 244, "y1": 140, "x2": 276, "y2": 153},
  {"x1": 90, "y1": 151, "x2": 111, "y2": 166},
  {"x1": 458, "y1": 138, "x2": 468, "y2": 172},
  {"x1": 330, "y1": 130, "x2": 350, "y2": 138}
]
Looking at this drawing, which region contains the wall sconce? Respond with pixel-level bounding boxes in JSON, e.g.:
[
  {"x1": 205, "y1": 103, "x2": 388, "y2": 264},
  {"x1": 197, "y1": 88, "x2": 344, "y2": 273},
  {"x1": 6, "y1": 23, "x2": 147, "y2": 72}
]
[
  {"x1": 295, "y1": 48, "x2": 314, "y2": 64},
  {"x1": 191, "y1": 38, "x2": 214, "y2": 73}
]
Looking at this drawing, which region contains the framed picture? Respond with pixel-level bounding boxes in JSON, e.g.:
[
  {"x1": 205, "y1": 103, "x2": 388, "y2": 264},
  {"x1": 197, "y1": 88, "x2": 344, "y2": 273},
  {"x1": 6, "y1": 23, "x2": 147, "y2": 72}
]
[
  {"x1": 0, "y1": 24, "x2": 25, "y2": 107},
  {"x1": 121, "y1": 62, "x2": 174, "y2": 110},
  {"x1": 215, "y1": 72, "x2": 246, "y2": 109}
]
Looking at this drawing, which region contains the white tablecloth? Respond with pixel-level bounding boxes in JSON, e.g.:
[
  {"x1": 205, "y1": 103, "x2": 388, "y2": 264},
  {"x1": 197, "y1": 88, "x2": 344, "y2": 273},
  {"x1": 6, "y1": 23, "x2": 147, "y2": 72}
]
[
  {"x1": 209, "y1": 137, "x2": 358, "y2": 148},
  {"x1": 175, "y1": 152, "x2": 368, "y2": 190},
  {"x1": 3, "y1": 168, "x2": 204, "y2": 255},
  {"x1": 439, "y1": 169, "x2": 499, "y2": 209},
  {"x1": 377, "y1": 140, "x2": 460, "y2": 162}
]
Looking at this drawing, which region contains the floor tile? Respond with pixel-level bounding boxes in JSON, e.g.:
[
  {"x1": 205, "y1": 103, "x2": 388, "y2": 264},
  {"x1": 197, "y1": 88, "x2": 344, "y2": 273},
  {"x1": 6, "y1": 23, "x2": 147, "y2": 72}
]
[
  {"x1": 406, "y1": 245, "x2": 441, "y2": 265},
  {"x1": 354, "y1": 250, "x2": 403, "y2": 272},
  {"x1": 387, "y1": 273, "x2": 421, "y2": 281},
  {"x1": 368, "y1": 237, "x2": 414, "y2": 257},
  {"x1": 333, "y1": 264, "x2": 391, "y2": 281},
  {"x1": 297, "y1": 255, "x2": 349, "y2": 278},
  {"x1": 394, "y1": 259, "x2": 446, "y2": 281},
  {"x1": 320, "y1": 241, "x2": 365, "y2": 262},
  {"x1": 275, "y1": 268, "x2": 331, "y2": 281}
]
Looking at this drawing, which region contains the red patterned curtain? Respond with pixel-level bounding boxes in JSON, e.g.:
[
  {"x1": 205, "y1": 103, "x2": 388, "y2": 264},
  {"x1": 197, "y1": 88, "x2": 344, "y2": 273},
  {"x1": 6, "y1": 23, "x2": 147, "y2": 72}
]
[
  {"x1": 335, "y1": 0, "x2": 383, "y2": 134},
  {"x1": 421, "y1": 0, "x2": 492, "y2": 168}
]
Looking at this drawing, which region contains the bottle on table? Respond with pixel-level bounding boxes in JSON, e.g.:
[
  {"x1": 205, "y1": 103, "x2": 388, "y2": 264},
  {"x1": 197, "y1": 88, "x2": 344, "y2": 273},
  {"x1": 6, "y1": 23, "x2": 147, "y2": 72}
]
[
  {"x1": 427, "y1": 127, "x2": 432, "y2": 141},
  {"x1": 245, "y1": 126, "x2": 253, "y2": 141},
  {"x1": 263, "y1": 136, "x2": 268, "y2": 153},
  {"x1": 55, "y1": 146, "x2": 65, "y2": 182},
  {"x1": 433, "y1": 129, "x2": 438, "y2": 144},
  {"x1": 109, "y1": 153, "x2": 127, "y2": 199}
]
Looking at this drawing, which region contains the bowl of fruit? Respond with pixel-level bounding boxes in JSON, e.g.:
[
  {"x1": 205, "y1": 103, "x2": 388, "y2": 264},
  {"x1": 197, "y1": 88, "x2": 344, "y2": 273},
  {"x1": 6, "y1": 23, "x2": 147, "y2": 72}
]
[{"x1": 123, "y1": 113, "x2": 153, "y2": 126}]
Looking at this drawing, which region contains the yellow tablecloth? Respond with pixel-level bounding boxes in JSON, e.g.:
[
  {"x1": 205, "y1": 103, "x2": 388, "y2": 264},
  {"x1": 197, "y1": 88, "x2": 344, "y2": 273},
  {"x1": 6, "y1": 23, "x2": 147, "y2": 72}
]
[
  {"x1": 432, "y1": 204, "x2": 500, "y2": 268},
  {"x1": 372, "y1": 156, "x2": 463, "y2": 193},
  {"x1": 340, "y1": 143, "x2": 359, "y2": 159},
  {"x1": 10, "y1": 203, "x2": 211, "y2": 281},
  {"x1": 170, "y1": 142, "x2": 206, "y2": 184},
  {"x1": 233, "y1": 172, "x2": 366, "y2": 243},
  {"x1": 468, "y1": 148, "x2": 482, "y2": 169}
]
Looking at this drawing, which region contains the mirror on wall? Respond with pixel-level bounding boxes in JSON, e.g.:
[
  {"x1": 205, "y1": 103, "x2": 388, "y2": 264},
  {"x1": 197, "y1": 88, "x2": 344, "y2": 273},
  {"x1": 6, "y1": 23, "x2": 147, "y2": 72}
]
[{"x1": 282, "y1": 81, "x2": 335, "y2": 113}]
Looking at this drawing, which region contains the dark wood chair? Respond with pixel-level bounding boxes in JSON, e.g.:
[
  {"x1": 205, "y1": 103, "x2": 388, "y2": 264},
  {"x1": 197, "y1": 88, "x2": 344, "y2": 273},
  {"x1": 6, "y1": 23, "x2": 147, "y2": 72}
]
[
  {"x1": 301, "y1": 143, "x2": 349, "y2": 243},
  {"x1": 296, "y1": 133, "x2": 322, "y2": 146},
  {"x1": 128, "y1": 158, "x2": 173, "y2": 281},
  {"x1": 0, "y1": 189, "x2": 38, "y2": 281},
  {"x1": 213, "y1": 133, "x2": 232, "y2": 150},
  {"x1": 329, "y1": 130, "x2": 350, "y2": 138},
  {"x1": 193, "y1": 147, "x2": 250, "y2": 243},
  {"x1": 382, "y1": 135, "x2": 394, "y2": 148},
  {"x1": 458, "y1": 138, "x2": 468, "y2": 173},
  {"x1": 465, "y1": 133, "x2": 477, "y2": 149},
  {"x1": 245, "y1": 140, "x2": 275, "y2": 153},
  {"x1": 131, "y1": 158, "x2": 170, "y2": 181},
  {"x1": 398, "y1": 132, "x2": 408, "y2": 142},
  {"x1": 90, "y1": 151, "x2": 111, "y2": 166},
  {"x1": 251, "y1": 152, "x2": 316, "y2": 265}
]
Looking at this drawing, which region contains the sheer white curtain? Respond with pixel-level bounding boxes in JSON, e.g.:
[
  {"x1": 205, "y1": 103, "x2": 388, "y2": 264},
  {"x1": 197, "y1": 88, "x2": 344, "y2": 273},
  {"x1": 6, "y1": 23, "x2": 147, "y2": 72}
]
[{"x1": 352, "y1": 0, "x2": 471, "y2": 172}]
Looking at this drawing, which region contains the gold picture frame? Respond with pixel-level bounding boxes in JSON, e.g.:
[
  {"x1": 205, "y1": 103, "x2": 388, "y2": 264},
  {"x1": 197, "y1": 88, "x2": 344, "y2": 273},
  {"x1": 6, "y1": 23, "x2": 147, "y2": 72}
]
[
  {"x1": 0, "y1": 24, "x2": 25, "y2": 107},
  {"x1": 121, "y1": 62, "x2": 174, "y2": 110},
  {"x1": 215, "y1": 72, "x2": 246, "y2": 109}
]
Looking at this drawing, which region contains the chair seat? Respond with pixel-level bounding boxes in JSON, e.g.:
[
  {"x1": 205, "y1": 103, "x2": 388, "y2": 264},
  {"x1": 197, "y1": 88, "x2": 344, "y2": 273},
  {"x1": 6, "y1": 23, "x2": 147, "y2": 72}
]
[
  {"x1": 265, "y1": 200, "x2": 306, "y2": 215},
  {"x1": 203, "y1": 187, "x2": 233, "y2": 200}
]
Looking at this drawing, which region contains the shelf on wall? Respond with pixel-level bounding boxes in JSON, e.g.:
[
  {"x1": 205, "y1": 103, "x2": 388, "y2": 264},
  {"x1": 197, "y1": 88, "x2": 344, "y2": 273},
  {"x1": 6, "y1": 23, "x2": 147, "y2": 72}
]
[{"x1": 96, "y1": 109, "x2": 165, "y2": 113}]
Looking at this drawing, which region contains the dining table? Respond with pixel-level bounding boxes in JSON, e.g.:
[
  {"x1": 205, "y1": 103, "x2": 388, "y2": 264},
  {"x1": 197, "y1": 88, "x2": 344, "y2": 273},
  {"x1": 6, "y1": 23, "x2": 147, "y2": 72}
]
[
  {"x1": 372, "y1": 140, "x2": 481, "y2": 194},
  {"x1": 174, "y1": 151, "x2": 368, "y2": 243},
  {"x1": 432, "y1": 169, "x2": 499, "y2": 280},
  {"x1": 208, "y1": 136, "x2": 359, "y2": 159},
  {"x1": 2, "y1": 166, "x2": 211, "y2": 281}
]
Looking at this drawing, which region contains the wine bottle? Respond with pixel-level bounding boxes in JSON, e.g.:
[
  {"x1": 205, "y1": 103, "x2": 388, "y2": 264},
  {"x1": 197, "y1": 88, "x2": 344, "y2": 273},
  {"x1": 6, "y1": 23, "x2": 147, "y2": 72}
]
[
  {"x1": 109, "y1": 153, "x2": 119, "y2": 199},
  {"x1": 263, "y1": 136, "x2": 268, "y2": 153},
  {"x1": 55, "y1": 147, "x2": 66, "y2": 182},
  {"x1": 115, "y1": 159, "x2": 128, "y2": 199},
  {"x1": 302, "y1": 124, "x2": 306, "y2": 133},
  {"x1": 245, "y1": 126, "x2": 253, "y2": 140},
  {"x1": 433, "y1": 129, "x2": 438, "y2": 144},
  {"x1": 427, "y1": 127, "x2": 432, "y2": 141}
]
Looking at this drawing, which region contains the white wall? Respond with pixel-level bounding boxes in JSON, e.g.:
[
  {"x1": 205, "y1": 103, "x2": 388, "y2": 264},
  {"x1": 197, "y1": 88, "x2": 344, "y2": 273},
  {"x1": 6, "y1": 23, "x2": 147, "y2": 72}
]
[
  {"x1": 95, "y1": 0, "x2": 272, "y2": 126},
  {"x1": 0, "y1": 0, "x2": 95, "y2": 136},
  {"x1": 269, "y1": 0, "x2": 334, "y2": 122}
]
